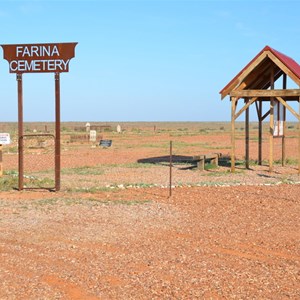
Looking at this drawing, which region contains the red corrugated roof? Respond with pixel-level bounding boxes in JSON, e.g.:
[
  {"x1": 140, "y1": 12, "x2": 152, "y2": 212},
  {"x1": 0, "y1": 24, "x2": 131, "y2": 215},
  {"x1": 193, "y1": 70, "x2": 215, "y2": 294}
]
[
  {"x1": 220, "y1": 45, "x2": 300, "y2": 97},
  {"x1": 268, "y1": 46, "x2": 300, "y2": 80}
]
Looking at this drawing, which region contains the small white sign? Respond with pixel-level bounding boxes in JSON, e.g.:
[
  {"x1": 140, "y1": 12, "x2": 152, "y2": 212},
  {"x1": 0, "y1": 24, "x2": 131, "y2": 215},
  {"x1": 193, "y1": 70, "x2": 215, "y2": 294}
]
[
  {"x1": 89, "y1": 130, "x2": 97, "y2": 142},
  {"x1": 273, "y1": 101, "x2": 284, "y2": 137},
  {"x1": 0, "y1": 133, "x2": 11, "y2": 145}
]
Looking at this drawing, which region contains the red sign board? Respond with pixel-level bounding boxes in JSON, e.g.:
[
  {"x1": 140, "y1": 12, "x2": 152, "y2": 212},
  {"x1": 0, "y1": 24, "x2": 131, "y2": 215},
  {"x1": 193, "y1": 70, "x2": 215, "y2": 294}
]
[{"x1": 1, "y1": 42, "x2": 77, "y2": 73}]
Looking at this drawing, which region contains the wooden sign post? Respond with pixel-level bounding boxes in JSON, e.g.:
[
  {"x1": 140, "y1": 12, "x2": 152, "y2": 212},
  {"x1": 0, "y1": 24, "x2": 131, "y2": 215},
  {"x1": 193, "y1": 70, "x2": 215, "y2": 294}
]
[{"x1": 1, "y1": 43, "x2": 77, "y2": 190}]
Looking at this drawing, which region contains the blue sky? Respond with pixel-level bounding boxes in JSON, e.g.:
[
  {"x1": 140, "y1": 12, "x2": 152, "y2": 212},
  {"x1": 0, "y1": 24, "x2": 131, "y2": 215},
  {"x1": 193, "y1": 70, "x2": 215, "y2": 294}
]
[{"x1": 0, "y1": 0, "x2": 300, "y2": 122}]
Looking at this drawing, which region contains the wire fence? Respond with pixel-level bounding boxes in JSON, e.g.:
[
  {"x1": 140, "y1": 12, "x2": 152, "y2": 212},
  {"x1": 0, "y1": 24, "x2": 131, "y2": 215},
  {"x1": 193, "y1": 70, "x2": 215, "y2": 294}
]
[{"x1": 22, "y1": 134, "x2": 55, "y2": 189}]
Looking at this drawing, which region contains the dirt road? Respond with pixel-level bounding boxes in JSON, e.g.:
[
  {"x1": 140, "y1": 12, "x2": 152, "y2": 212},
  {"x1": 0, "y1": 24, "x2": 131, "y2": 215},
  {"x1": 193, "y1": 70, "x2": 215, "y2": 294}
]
[{"x1": 1, "y1": 184, "x2": 299, "y2": 299}]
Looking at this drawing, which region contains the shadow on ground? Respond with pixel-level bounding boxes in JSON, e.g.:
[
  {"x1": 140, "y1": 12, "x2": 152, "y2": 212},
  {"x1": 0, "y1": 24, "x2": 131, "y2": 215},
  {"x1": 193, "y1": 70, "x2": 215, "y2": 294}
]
[
  {"x1": 137, "y1": 155, "x2": 244, "y2": 171},
  {"x1": 137, "y1": 155, "x2": 196, "y2": 169},
  {"x1": 138, "y1": 155, "x2": 193, "y2": 165}
]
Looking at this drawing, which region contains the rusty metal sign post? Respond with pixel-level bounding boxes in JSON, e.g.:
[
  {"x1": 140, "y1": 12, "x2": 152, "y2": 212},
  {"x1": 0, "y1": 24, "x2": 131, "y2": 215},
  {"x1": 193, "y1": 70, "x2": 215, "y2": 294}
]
[{"x1": 1, "y1": 43, "x2": 77, "y2": 191}]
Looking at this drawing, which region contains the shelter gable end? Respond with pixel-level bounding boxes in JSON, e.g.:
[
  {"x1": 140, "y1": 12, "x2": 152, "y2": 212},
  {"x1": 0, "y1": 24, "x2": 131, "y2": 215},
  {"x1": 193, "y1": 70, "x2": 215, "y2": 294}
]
[{"x1": 220, "y1": 46, "x2": 300, "y2": 99}]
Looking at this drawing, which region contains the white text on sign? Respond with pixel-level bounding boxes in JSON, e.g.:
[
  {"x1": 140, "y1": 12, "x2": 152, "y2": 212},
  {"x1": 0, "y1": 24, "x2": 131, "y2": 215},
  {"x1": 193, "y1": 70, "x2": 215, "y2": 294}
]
[
  {"x1": 1, "y1": 42, "x2": 77, "y2": 73},
  {"x1": 11, "y1": 45, "x2": 69, "y2": 72}
]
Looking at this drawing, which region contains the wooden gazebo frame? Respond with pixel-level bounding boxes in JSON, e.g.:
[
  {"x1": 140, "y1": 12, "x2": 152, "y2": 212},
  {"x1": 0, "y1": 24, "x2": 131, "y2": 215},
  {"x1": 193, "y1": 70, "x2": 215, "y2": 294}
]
[{"x1": 220, "y1": 46, "x2": 300, "y2": 173}]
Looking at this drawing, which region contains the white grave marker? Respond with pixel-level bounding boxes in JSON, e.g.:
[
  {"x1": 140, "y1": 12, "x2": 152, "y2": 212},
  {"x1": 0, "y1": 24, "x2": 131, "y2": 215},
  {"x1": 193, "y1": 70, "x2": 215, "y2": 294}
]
[
  {"x1": 89, "y1": 130, "x2": 97, "y2": 142},
  {"x1": 117, "y1": 124, "x2": 121, "y2": 133}
]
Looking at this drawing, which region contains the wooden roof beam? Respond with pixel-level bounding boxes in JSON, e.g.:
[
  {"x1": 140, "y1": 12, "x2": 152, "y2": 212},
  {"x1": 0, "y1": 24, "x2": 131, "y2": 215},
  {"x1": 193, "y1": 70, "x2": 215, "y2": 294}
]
[
  {"x1": 235, "y1": 60, "x2": 274, "y2": 91},
  {"x1": 224, "y1": 59, "x2": 282, "y2": 96},
  {"x1": 234, "y1": 97, "x2": 258, "y2": 120},
  {"x1": 276, "y1": 96, "x2": 300, "y2": 121},
  {"x1": 230, "y1": 89, "x2": 300, "y2": 98},
  {"x1": 242, "y1": 61, "x2": 282, "y2": 90},
  {"x1": 220, "y1": 53, "x2": 269, "y2": 99},
  {"x1": 267, "y1": 51, "x2": 300, "y2": 86},
  {"x1": 260, "y1": 69, "x2": 283, "y2": 90}
]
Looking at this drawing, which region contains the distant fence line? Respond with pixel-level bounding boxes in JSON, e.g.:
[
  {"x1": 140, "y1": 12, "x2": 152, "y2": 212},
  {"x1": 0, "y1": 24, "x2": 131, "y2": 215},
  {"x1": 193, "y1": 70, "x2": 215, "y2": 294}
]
[{"x1": 74, "y1": 125, "x2": 112, "y2": 132}]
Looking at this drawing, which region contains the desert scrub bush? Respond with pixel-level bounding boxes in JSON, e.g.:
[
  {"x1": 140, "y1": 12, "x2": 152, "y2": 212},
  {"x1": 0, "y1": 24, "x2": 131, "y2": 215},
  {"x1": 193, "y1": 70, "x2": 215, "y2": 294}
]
[
  {"x1": 1, "y1": 172, "x2": 55, "y2": 189},
  {"x1": 130, "y1": 127, "x2": 142, "y2": 134},
  {"x1": 278, "y1": 176, "x2": 296, "y2": 184},
  {"x1": 22, "y1": 176, "x2": 55, "y2": 189},
  {"x1": 274, "y1": 158, "x2": 298, "y2": 165},
  {"x1": 285, "y1": 157, "x2": 298, "y2": 165},
  {"x1": 62, "y1": 126, "x2": 74, "y2": 132},
  {"x1": 99, "y1": 163, "x2": 155, "y2": 169},
  {"x1": 61, "y1": 166, "x2": 104, "y2": 175},
  {"x1": 4, "y1": 170, "x2": 18, "y2": 176},
  {"x1": 34, "y1": 198, "x2": 60, "y2": 206},
  {"x1": 170, "y1": 141, "x2": 208, "y2": 148},
  {"x1": 65, "y1": 186, "x2": 115, "y2": 193},
  {"x1": 204, "y1": 145, "x2": 231, "y2": 150},
  {"x1": 199, "y1": 129, "x2": 208, "y2": 134},
  {"x1": 87, "y1": 199, "x2": 151, "y2": 206},
  {"x1": 204, "y1": 170, "x2": 232, "y2": 176},
  {"x1": 125, "y1": 183, "x2": 155, "y2": 188},
  {"x1": 140, "y1": 142, "x2": 169, "y2": 149},
  {"x1": 195, "y1": 180, "x2": 241, "y2": 186},
  {"x1": 169, "y1": 131, "x2": 201, "y2": 137},
  {"x1": 6, "y1": 146, "x2": 18, "y2": 153},
  {"x1": 177, "y1": 128, "x2": 189, "y2": 131},
  {"x1": 34, "y1": 197, "x2": 150, "y2": 207},
  {"x1": 0, "y1": 176, "x2": 18, "y2": 191},
  {"x1": 119, "y1": 162, "x2": 155, "y2": 168},
  {"x1": 204, "y1": 163, "x2": 218, "y2": 171}
]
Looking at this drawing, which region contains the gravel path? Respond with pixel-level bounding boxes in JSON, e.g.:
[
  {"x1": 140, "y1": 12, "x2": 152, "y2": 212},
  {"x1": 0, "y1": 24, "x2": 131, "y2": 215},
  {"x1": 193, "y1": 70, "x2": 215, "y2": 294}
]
[{"x1": 1, "y1": 184, "x2": 299, "y2": 299}]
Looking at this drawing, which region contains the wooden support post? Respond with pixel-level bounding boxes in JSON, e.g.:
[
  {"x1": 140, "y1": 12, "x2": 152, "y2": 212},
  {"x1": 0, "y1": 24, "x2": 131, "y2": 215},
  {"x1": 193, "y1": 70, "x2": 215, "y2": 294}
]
[
  {"x1": 270, "y1": 98, "x2": 274, "y2": 172},
  {"x1": 269, "y1": 66, "x2": 274, "y2": 172},
  {"x1": 258, "y1": 100, "x2": 263, "y2": 165},
  {"x1": 299, "y1": 96, "x2": 300, "y2": 174},
  {"x1": 282, "y1": 105, "x2": 286, "y2": 166},
  {"x1": 17, "y1": 73, "x2": 24, "y2": 190},
  {"x1": 282, "y1": 73, "x2": 287, "y2": 166},
  {"x1": 195, "y1": 155, "x2": 205, "y2": 171},
  {"x1": 245, "y1": 98, "x2": 250, "y2": 169},
  {"x1": 169, "y1": 141, "x2": 172, "y2": 197},
  {"x1": 231, "y1": 97, "x2": 236, "y2": 172}
]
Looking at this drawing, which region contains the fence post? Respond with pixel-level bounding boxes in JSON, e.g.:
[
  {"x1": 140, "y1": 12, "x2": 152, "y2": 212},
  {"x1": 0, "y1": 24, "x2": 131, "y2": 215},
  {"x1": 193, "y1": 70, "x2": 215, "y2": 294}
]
[{"x1": 169, "y1": 141, "x2": 172, "y2": 197}]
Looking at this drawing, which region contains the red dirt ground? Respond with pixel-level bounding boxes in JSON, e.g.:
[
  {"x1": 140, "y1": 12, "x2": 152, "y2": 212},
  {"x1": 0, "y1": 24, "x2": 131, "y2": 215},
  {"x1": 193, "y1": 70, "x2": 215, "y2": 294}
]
[{"x1": 1, "y1": 128, "x2": 299, "y2": 299}]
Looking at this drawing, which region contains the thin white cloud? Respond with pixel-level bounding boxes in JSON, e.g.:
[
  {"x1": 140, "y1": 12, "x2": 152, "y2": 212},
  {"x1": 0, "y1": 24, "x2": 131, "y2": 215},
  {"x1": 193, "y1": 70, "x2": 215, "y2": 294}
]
[
  {"x1": 0, "y1": 9, "x2": 8, "y2": 17},
  {"x1": 18, "y1": 2, "x2": 43, "y2": 15},
  {"x1": 215, "y1": 10, "x2": 231, "y2": 19},
  {"x1": 235, "y1": 21, "x2": 256, "y2": 37}
]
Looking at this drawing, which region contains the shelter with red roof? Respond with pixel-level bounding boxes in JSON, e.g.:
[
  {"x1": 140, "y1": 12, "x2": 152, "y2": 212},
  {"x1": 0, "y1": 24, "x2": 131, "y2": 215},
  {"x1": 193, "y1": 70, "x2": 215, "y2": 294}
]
[{"x1": 220, "y1": 46, "x2": 300, "y2": 172}]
